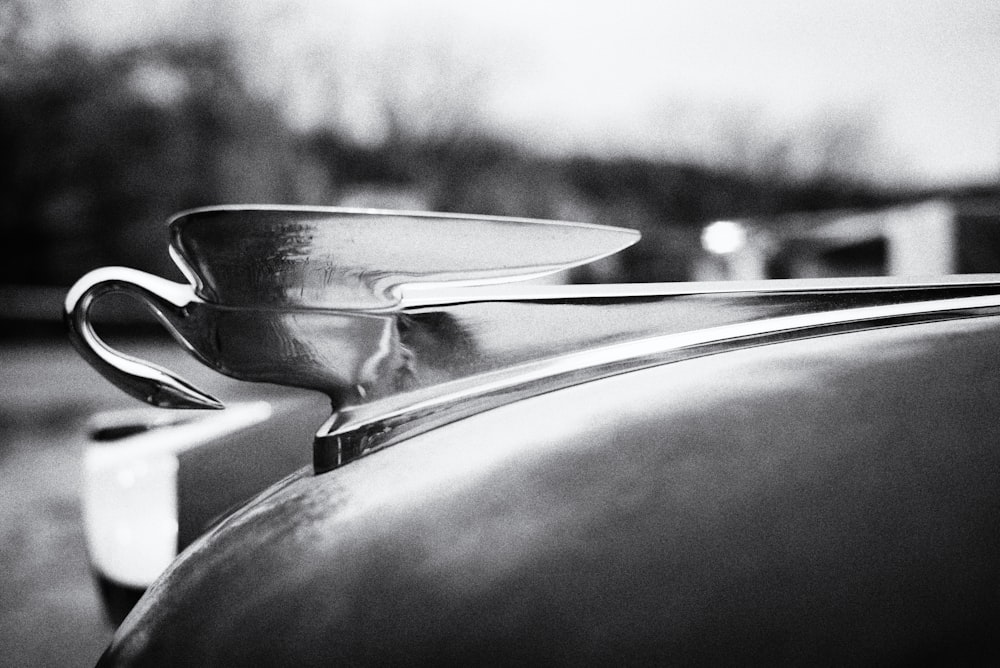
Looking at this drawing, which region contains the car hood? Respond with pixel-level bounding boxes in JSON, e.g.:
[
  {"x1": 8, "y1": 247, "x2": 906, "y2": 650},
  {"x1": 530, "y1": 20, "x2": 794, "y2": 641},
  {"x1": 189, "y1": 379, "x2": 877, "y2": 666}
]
[{"x1": 101, "y1": 315, "x2": 1000, "y2": 666}]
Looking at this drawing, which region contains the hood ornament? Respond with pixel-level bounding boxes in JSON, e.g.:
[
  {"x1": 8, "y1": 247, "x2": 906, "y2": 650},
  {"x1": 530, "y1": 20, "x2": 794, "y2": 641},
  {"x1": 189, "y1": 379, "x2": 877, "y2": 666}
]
[
  {"x1": 67, "y1": 205, "x2": 1000, "y2": 472},
  {"x1": 65, "y1": 205, "x2": 639, "y2": 410}
]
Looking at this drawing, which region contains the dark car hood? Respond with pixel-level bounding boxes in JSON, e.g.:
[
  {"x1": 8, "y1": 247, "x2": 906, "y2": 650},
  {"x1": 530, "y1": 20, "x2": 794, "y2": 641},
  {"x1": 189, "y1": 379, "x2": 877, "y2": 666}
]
[{"x1": 102, "y1": 315, "x2": 1000, "y2": 666}]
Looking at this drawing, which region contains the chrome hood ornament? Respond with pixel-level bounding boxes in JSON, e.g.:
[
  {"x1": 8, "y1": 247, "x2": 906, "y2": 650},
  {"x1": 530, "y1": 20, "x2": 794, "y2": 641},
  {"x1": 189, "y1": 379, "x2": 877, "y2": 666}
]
[
  {"x1": 66, "y1": 205, "x2": 1000, "y2": 472},
  {"x1": 65, "y1": 205, "x2": 638, "y2": 410}
]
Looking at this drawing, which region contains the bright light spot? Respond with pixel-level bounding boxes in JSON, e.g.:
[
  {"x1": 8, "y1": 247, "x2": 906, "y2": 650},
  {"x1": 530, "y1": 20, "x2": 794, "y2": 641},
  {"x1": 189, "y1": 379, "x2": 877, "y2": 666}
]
[
  {"x1": 128, "y1": 62, "x2": 190, "y2": 107},
  {"x1": 114, "y1": 524, "x2": 133, "y2": 546},
  {"x1": 701, "y1": 220, "x2": 747, "y2": 255},
  {"x1": 116, "y1": 468, "x2": 135, "y2": 488}
]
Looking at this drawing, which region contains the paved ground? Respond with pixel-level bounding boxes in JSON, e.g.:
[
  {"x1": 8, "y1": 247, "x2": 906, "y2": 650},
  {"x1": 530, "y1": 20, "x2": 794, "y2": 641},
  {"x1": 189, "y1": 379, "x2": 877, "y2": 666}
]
[{"x1": 0, "y1": 336, "x2": 308, "y2": 667}]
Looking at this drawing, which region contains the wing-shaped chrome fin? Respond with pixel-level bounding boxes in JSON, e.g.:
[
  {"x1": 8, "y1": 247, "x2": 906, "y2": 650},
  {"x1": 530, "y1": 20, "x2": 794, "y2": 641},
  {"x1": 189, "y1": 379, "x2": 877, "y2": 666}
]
[{"x1": 169, "y1": 206, "x2": 641, "y2": 310}]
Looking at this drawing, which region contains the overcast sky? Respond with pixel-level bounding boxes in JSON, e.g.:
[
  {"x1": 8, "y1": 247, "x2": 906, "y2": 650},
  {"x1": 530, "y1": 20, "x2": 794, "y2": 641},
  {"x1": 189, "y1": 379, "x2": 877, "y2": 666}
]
[{"x1": 45, "y1": 0, "x2": 1000, "y2": 187}]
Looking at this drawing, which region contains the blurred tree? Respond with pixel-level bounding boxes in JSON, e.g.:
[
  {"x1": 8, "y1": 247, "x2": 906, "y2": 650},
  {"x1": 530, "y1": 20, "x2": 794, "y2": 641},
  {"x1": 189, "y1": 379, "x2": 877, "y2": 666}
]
[
  {"x1": 0, "y1": 0, "x2": 894, "y2": 290},
  {"x1": 653, "y1": 98, "x2": 899, "y2": 188},
  {"x1": 718, "y1": 106, "x2": 893, "y2": 187},
  {"x1": 0, "y1": 27, "x2": 298, "y2": 285}
]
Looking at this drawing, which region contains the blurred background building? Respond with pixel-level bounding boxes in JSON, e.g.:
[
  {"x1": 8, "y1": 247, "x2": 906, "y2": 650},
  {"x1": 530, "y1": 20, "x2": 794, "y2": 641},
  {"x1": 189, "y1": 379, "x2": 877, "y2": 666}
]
[{"x1": 695, "y1": 194, "x2": 1000, "y2": 281}]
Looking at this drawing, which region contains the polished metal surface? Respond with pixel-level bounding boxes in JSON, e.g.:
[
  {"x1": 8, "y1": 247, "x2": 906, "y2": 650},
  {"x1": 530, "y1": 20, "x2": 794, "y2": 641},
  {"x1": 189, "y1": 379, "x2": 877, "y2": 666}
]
[
  {"x1": 97, "y1": 316, "x2": 1000, "y2": 665},
  {"x1": 66, "y1": 206, "x2": 637, "y2": 410},
  {"x1": 314, "y1": 285, "x2": 1000, "y2": 470},
  {"x1": 65, "y1": 205, "x2": 1000, "y2": 472},
  {"x1": 64, "y1": 267, "x2": 224, "y2": 410},
  {"x1": 168, "y1": 205, "x2": 640, "y2": 310},
  {"x1": 74, "y1": 207, "x2": 1000, "y2": 664}
]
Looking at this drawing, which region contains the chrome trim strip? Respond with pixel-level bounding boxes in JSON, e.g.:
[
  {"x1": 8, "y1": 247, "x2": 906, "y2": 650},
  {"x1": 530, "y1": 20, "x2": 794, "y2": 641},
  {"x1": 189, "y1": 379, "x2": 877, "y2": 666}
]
[
  {"x1": 400, "y1": 274, "x2": 1000, "y2": 307},
  {"x1": 314, "y1": 293, "x2": 1000, "y2": 472}
]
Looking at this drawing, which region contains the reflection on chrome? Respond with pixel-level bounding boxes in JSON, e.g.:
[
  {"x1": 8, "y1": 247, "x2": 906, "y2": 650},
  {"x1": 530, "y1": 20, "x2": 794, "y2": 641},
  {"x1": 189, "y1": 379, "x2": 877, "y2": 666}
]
[
  {"x1": 64, "y1": 206, "x2": 1000, "y2": 474},
  {"x1": 315, "y1": 290, "x2": 1000, "y2": 472}
]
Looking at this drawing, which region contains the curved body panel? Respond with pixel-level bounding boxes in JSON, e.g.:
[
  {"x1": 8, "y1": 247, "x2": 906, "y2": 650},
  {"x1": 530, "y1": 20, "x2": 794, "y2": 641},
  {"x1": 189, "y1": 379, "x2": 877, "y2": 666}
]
[{"x1": 101, "y1": 316, "x2": 1000, "y2": 665}]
